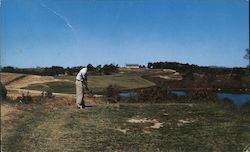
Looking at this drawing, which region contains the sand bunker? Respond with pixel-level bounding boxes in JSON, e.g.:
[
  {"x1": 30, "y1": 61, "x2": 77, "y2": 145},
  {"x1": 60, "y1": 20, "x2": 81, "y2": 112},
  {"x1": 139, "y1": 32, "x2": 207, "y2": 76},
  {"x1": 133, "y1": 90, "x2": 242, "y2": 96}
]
[
  {"x1": 177, "y1": 119, "x2": 196, "y2": 126},
  {"x1": 7, "y1": 75, "x2": 55, "y2": 88},
  {"x1": 153, "y1": 74, "x2": 182, "y2": 80},
  {"x1": 116, "y1": 128, "x2": 129, "y2": 134},
  {"x1": 127, "y1": 118, "x2": 163, "y2": 129}
]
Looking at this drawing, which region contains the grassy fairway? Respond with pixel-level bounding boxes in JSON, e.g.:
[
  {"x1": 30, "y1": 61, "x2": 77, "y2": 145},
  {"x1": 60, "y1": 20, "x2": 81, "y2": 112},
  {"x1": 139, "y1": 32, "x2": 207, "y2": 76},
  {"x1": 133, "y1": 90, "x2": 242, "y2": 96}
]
[
  {"x1": 2, "y1": 102, "x2": 250, "y2": 152},
  {"x1": 24, "y1": 72, "x2": 155, "y2": 94}
]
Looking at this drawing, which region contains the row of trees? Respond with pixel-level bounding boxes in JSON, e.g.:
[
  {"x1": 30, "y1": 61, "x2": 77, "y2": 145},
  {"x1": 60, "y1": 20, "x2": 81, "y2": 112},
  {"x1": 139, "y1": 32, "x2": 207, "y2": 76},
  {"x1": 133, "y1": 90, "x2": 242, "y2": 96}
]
[
  {"x1": 148, "y1": 48, "x2": 250, "y2": 70},
  {"x1": 147, "y1": 61, "x2": 200, "y2": 72},
  {"x1": 2, "y1": 49, "x2": 249, "y2": 76},
  {"x1": 244, "y1": 48, "x2": 250, "y2": 67},
  {"x1": 147, "y1": 61, "x2": 248, "y2": 80},
  {"x1": 1, "y1": 64, "x2": 119, "y2": 76}
]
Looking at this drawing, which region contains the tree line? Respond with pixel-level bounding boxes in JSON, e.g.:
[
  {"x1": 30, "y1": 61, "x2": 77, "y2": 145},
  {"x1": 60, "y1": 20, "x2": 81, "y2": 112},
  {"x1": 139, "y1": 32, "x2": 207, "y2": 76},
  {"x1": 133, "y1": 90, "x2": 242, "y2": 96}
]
[
  {"x1": 1, "y1": 60, "x2": 248, "y2": 77},
  {"x1": 147, "y1": 61, "x2": 248, "y2": 77},
  {"x1": 1, "y1": 64, "x2": 119, "y2": 76}
]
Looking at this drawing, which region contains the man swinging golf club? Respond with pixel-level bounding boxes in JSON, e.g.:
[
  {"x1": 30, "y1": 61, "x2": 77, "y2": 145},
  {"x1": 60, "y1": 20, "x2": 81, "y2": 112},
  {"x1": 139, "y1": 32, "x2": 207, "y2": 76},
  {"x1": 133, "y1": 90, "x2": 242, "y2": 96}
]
[{"x1": 75, "y1": 66, "x2": 89, "y2": 109}]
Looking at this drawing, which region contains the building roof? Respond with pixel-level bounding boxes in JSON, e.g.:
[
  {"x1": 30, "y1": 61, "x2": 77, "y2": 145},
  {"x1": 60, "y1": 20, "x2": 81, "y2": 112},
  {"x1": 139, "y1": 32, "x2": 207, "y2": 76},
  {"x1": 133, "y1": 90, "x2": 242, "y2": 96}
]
[{"x1": 125, "y1": 64, "x2": 139, "y2": 66}]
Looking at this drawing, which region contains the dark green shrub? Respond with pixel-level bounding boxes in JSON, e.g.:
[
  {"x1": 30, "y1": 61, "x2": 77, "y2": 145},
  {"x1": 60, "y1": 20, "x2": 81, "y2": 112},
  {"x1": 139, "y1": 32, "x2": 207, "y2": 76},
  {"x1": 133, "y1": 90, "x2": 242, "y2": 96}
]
[
  {"x1": 135, "y1": 87, "x2": 168, "y2": 103},
  {"x1": 221, "y1": 97, "x2": 234, "y2": 105},
  {"x1": 45, "y1": 89, "x2": 53, "y2": 98},
  {"x1": 187, "y1": 89, "x2": 217, "y2": 103},
  {"x1": 241, "y1": 100, "x2": 250, "y2": 112},
  {"x1": 0, "y1": 82, "x2": 7, "y2": 100},
  {"x1": 105, "y1": 85, "x2": 120, "y2": 103},
  {"x1": 16, "y1": 92, "x2": 32, "y2": 104}
]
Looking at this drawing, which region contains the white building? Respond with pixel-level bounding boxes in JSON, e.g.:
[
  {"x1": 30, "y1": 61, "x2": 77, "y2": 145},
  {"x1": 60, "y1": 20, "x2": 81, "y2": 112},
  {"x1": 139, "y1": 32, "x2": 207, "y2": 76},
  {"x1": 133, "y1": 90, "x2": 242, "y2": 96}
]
[{"x1": 125, "y1": 64, "x2": 140, "y2": 69}]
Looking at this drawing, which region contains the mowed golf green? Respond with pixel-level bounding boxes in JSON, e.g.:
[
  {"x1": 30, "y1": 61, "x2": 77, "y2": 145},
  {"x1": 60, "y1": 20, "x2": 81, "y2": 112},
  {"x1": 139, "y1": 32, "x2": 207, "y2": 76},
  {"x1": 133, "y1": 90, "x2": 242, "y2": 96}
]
[
  {"x1": 23, "y1": 72, "x2": 155, "y2": 94},
  {"x1": 2, "y1": 102, "x2": 250, "y2": 152}
]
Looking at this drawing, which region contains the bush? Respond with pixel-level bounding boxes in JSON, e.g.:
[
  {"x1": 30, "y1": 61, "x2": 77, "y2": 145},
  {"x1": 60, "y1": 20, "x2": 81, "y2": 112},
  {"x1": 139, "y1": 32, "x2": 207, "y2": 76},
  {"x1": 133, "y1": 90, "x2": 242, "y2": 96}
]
[
  {"x1": 0, "y1": 82, "x2": 7, "y2": 100},
  {"x1": 135, "y1": 87, "x2": 168, "y2": 103},
  {"x1": 241, "y1": 100, "x2": 250, "y2": 112},
  {"x1": 219, "y1": 97, "x2": 239, "y2": 112},
  {"x1": 221, "y1": 97, "x2": 234, "y2": 105},
  {"x1": 16, "y1": 92, "x2": 32, "y2": 104},
  {"x1": 105, "y1": 85, "x2": 120, "y2": 103},
  {"x1": 41, "y1": 88, "x2": 53, "y2": 98},
  {"x1": 187, "y1": 89, "x2": 217, "y2": 103},
  {"x1": 102, "y1": 64, "x2": 118, "y2": 75}
]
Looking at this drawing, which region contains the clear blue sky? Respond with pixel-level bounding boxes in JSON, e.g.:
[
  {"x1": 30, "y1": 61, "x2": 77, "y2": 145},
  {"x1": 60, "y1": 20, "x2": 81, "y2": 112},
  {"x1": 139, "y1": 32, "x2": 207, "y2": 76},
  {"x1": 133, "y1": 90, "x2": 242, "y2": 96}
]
[{"x1": 1, "y1": 0, "x2": 249, "y2": 68}]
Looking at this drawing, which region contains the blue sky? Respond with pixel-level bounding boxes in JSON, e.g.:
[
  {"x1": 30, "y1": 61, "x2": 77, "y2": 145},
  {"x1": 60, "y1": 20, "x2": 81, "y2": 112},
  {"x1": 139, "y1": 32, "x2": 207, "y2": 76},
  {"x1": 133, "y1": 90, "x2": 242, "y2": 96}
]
[{"x1": 1, "y1": 0, "x2": 249, "y2": 68}]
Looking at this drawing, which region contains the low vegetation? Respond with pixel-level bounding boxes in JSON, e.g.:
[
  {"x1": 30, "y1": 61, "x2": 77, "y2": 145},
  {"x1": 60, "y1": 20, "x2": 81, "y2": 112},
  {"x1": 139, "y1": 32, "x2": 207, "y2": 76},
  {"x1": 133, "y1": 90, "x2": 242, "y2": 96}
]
[
  {"x1": 0, "y1": 82, "x2": 7, "y2": 100},
  {"x1": 1, "y1": 99, "x2": 250, "y2": 152}
]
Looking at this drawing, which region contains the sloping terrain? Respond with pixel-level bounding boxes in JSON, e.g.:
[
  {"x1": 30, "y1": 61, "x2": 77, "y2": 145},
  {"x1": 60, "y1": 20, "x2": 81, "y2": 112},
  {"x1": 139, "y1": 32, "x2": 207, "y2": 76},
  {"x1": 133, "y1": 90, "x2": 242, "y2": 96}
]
[
  {"x1": 0, "y1": 73, "x2": 26, "y2": 85},
  {"x1": 6, "y1": 75, "x2": 58, "y2": 89},
  {"x1": 1, "y1": 102, "x2": 250, "y2": 152}
]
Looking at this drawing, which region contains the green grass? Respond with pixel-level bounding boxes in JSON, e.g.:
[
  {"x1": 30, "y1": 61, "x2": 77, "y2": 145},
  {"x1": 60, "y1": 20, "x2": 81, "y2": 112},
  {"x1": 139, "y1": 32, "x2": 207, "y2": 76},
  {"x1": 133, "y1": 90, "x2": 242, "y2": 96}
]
[
  {"x1": 2, "y1": 102, "x2": 250, "y2": 152},
  {"x1": 24, "y1": 72, "x2": 155, "y2": 94}
]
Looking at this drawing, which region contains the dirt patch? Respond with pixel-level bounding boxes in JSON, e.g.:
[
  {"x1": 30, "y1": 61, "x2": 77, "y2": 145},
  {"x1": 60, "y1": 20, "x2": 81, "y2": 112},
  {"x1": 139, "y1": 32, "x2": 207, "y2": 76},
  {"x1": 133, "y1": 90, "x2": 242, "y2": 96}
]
[
  {"x1": 127, "y1": 117, "x2": 163, "y2": 129},
  {"x1": 115, "y1": 127, "x2": 129, "y2": 134},
  {"x1": 177, "y1": 119, "x2": 196, "y2": 126},
  {"x1": 149, "y1": 122, "x2": 164, "y2": 129},
  {"x1": 154, "y1": 74, "x2": 182, "y2": 80},
  {"x1": 151, "y1": 69, "x2": 182, "y2": 81}
]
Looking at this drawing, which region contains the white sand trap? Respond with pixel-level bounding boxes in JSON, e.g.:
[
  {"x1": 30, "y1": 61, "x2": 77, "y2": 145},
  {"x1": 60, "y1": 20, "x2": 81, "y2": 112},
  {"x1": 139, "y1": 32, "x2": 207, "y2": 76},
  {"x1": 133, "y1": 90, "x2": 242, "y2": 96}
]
[
  {"x1": 163, "y1": 113, "x2": 169, "y2": 116},
  {"x1": 116, "y1": 128, "x2": 129, "y2": 134},
  {"x1": 143, "y1": 130, "x2": 151, "y2": 134},
  {"x1": 149, "y1": 122, "x2": 164, "y2": 129},
  {"x1": 127, "y1": 118, "x2": 163, "y2": 129},
  {"x1": 177, "y1": 119, "x2": 196, "y2": 126},
  {"x1": 159, "y1": 75, "x2": 171, "y2": 80}
]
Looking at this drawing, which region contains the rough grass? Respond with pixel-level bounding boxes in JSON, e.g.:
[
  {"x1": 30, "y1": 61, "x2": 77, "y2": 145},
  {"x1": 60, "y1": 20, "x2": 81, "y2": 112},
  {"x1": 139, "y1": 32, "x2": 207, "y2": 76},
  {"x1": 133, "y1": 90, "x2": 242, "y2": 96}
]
[{"x1": 2, "y1": 101, "x2": 250, "y2": 152}]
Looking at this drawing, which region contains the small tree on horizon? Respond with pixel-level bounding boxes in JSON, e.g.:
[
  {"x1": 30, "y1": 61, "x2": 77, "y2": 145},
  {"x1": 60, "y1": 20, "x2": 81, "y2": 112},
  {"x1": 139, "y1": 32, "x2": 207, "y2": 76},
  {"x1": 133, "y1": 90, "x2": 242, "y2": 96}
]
[
  {"x1": 87, "y1": 64, "x2": 95, "y2": 71},
  {"x1": 244, "y1": 48, "x2": 250, "y2": 67}
]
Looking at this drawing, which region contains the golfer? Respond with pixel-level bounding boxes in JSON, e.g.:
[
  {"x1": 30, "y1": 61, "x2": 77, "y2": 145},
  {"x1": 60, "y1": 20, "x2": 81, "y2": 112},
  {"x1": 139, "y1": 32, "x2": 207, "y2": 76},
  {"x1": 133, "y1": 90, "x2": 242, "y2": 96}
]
[{"x1": 75, "y1": 66, "x2": 89, "y2": 109}]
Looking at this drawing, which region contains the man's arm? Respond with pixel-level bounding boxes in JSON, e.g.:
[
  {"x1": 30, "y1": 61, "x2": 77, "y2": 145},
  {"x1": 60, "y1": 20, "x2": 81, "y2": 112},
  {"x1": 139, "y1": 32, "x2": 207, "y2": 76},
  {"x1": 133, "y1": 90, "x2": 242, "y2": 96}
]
[{"x1": 83, "y1": 76, "x2": 89, "y2": 91}]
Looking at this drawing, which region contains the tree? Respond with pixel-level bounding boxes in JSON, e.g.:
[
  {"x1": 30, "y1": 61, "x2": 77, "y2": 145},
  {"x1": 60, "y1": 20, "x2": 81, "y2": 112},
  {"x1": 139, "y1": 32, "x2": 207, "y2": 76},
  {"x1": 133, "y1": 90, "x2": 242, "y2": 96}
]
[
  {"x1": 96, "y1": 65, "x2": 102, "y2": 75},
  {"x1": 244, "y1": 48, "x2": 250, "y2": 60},
  {"x1": 0, "y1": 82, "x2": 7, "y2": 100},
  {"x1": 1, "y1": 66, "x2": 15, "y2": 72},
  {"x1": 245, "y1": 48, "x2": 250, "y2": 67},
  {"x1": 87, "y1": 64, "x2": 95, "y2": 71},
  {"x1": 102, "y1": 64, "x2": 118, "y2": 75},
  {"x1": 51, "y1": 66, "x2": 64, "y2": 75},
  {"x1": 147, "y1": 62, "x2": 153, "y2": 69}
]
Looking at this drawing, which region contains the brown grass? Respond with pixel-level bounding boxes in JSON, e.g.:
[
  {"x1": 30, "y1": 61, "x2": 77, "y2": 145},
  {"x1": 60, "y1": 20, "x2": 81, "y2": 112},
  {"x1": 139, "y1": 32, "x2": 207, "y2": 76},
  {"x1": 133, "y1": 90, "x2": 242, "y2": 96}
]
[{"x1": 0, "y1": 73, "x2": 26, "y2": 85}]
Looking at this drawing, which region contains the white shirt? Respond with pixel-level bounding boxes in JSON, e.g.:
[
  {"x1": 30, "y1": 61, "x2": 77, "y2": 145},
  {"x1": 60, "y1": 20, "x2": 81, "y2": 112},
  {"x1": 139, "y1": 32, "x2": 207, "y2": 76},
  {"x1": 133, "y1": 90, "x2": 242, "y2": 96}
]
[{"x1": 76, "y1": 67, "x2": 87, "y2": 81}]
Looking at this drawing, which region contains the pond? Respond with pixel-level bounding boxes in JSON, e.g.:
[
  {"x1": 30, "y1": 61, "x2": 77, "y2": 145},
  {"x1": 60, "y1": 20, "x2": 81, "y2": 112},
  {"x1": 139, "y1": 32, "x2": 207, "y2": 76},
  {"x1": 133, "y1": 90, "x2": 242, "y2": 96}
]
[
  {"x1": 118, "y1": 92, "x2": 137, "y2": 97},
  {"x1": 216, "y1": 92, "x2": 250, "y2": 105},
  {"x1": 118, "y1": 91, "x2": 187, "y2": 97},
  {"x1": 168, "y1": 91, "x2": 187, "y2": 97},
  {"x1": 166, "y1": 91, "x2": 250, "y2": 105},
  {"x1": 118, "y1": 90, "x2": 250, "y2": 105}
]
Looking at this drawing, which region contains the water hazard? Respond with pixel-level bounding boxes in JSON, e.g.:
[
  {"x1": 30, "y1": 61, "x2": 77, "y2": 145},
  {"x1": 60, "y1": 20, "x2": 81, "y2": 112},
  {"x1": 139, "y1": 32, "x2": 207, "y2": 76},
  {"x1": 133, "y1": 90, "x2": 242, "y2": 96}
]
[{"x1": 118, "y1": 90, "x2": 250, "y2": 105}]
